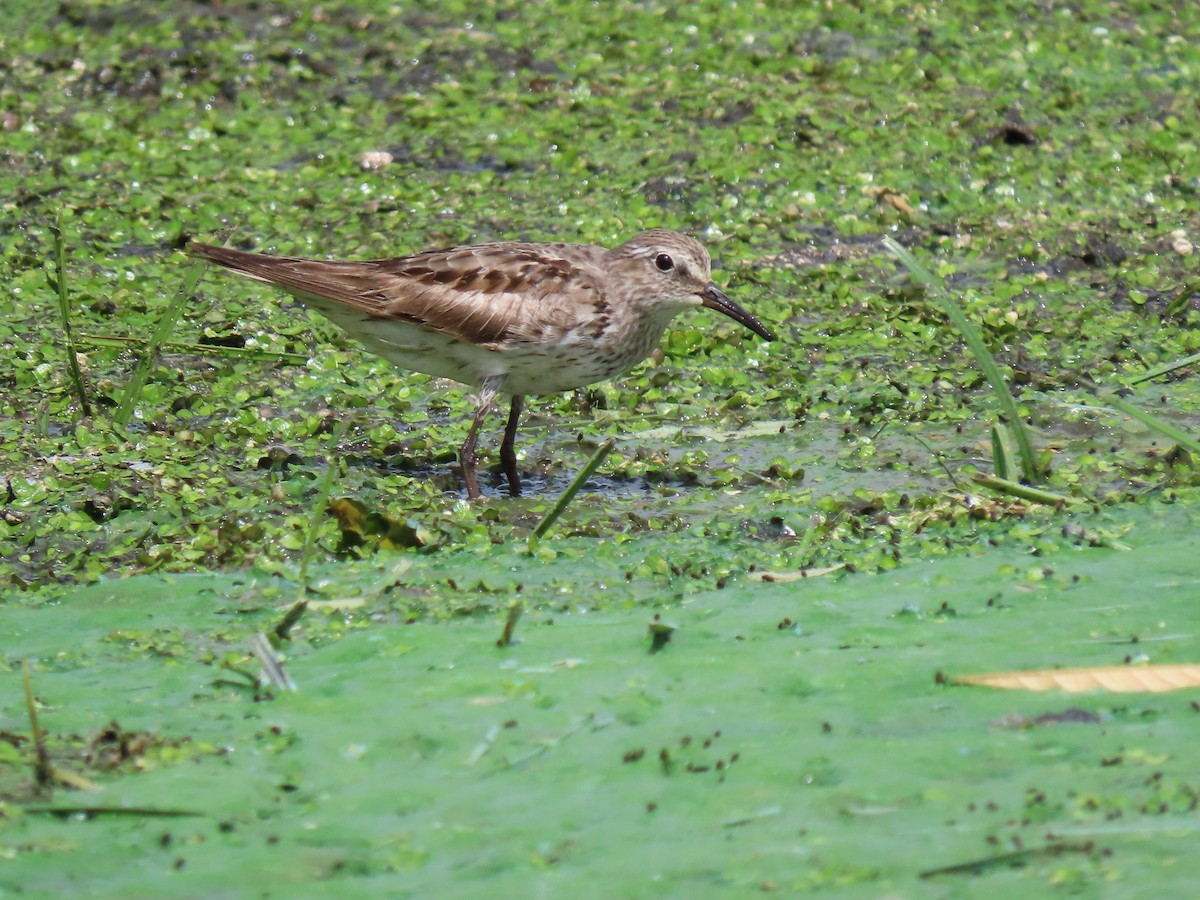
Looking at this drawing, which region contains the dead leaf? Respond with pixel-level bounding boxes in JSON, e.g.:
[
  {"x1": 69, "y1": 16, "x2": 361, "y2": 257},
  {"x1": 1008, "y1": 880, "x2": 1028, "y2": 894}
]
[
  {"x1": 956, "y1": 664, "x2": 1200, "y2": 693},
  {"x1": 865, "y1": 185, "x2": 916, "y2": 218},
  {"x1": 751, "y1": 563, "x2": 846, "y2": 583}
]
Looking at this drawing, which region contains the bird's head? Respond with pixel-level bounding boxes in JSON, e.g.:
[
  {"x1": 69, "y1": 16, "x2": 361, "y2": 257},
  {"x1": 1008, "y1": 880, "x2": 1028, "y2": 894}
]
[{"x1": 611, "y1": 230, "x2": 775, "y2": 341}]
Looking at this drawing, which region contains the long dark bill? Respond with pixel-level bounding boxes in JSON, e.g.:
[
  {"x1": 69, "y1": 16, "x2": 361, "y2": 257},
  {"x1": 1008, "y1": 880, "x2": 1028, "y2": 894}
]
[{"x1": 700, "y1": 285, "x2": 775, "y2": 341}]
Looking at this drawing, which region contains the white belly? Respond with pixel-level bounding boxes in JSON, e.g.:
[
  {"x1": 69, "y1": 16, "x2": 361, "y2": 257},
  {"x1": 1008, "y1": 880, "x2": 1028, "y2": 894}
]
[{"x1": 304, "y1": 301, "x2": 661, "y2": 395}]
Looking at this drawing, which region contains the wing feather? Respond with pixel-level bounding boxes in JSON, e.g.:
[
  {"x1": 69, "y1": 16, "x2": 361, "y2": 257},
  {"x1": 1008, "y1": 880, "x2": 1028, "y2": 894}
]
[{"x1": 189, "y1": 242, "x2": 607, "y2": 347}]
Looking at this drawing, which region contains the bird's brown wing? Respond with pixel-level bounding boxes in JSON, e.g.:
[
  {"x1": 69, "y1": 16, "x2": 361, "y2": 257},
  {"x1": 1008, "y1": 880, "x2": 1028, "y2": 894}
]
[{"x1": 189, "y1": 242, "x2": 606, "y2": 346}]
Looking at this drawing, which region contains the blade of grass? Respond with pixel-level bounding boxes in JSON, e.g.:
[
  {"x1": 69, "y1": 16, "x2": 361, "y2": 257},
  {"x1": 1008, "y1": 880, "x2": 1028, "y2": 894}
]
[
  {"x1": 80, "y1": 333, "x2": 309, "y2": 366},
  {"x1": 274, "y1": 598, "x2": 309, "y2": 642},
  {"x1": 1093, "y1": 389, "x2": 1200, "y2": 455},
  {"x1": 249, "y1": 632, "x2": 297, "y2": 692},
  {"x1": 921, "y1": 842, "x2": 1096, "y2": 880},
  {"x1": 908, "y1": 430, "x2": 962, "y2": 488},
  {"x1": 528, "y1": 438, "x2": 615, "y2": 552},
  {"x1": 1124, "y1": 351, "x2": 1200, "y2": 386},
  {"x1": 23, "y1": 660, "x2": 53, "y2": 791},
  {"x1": 27, "y1": 806, "x2": 202, "y2": 818},
  {"x1": 496, "y1": 601, "x2": 523, "y2": 648},
  {"x1": 25, "y1": 660, "x2": 99, "y2": 792},
  {"x1": 990, "y1": 424, "x2": 1010, "y2": 480},
  {"x1": 299, "y1": 418, "x2": 351, "y2": 589},
  {"x1": 883, "y1": 236, "x2": 1041, "y2": 483},
  {"x1": 114, "y1": 255, "x2": 207, "y2": 427},
  {"x1": 971, "y1": 474, "x2": 1078, "y2": 506},
  {"x1": 47, "y1": 211, "x2": 92, "y2": 417}
]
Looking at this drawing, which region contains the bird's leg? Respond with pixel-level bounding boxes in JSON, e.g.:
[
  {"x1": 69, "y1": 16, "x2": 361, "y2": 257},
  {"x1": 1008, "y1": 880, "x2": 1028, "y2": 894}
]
[
  {"x1": 459, "y1": 375, "x2": 504, "y2": 501},
  {"x1": 500, "y1": 394, "x2": 525, "y2": 496}
]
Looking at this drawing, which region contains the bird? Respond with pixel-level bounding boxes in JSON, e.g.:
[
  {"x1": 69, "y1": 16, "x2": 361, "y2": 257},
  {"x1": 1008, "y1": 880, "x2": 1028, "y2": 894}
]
[{"x1": 189, "y1": 230, "x2": 775, "y2": 500}]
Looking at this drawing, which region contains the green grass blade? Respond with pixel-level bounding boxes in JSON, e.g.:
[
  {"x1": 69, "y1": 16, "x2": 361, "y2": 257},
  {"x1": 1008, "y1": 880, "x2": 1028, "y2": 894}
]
[
  {"x1": 114, "y1": 255, "x2": 207, "y2": 427},
  {"x1": 970, "y1": 474, "x2": 1077, "y2": 505},
  {"x1": 990, "y1": 423, "x2": 1010, "y2": 480},
  {"x1": 273, "y1": 599, "x2": 309, "y2": 642},
  {"x1": 883, "y1": 237, "x2": 1042, "y2": 483},
  {"x1": 23, "y1": 659, "x2": 52, "y2": 790},
  {"x1": 1094, "y1": 390, "x2": 1200, "y2": 455},
  {"x1": 299, "y1": 418, "x2": 351, "y2": 590},
  {"x1": 496, "y1": 601, "x2": 523, "y2": 648},
  {"x1": 528, "y1": 439, "x2": 615, "y2": 551},
  {"x1": 47, "y1": 211, "x2": 92, "y2": 417},
  {"x1": 1124, "y1": 351, "x2": 1200, "y2": 386},
  {"x1": 249, "y1": 632, "x2": 298, "y2": 692}
]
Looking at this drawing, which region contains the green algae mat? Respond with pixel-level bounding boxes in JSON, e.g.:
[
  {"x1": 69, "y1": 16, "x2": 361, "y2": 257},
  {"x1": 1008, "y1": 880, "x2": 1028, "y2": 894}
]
[{"x1": 5, "y1": 502, "x2": 1200, "y2": 895}]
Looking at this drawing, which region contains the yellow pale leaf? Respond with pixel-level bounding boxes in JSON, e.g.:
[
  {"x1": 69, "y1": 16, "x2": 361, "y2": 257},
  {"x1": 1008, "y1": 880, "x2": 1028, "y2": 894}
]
[
  {"x1": 751, "y1": 564, "x2": 847, "y2": 583},
  {"x1": 957, "y1": 664, "x2": 1200, "y2": 693}
]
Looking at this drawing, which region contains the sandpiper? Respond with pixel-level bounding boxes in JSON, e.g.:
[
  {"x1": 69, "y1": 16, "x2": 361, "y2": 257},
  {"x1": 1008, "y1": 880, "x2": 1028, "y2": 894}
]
[{"x1": 190, "y1": 230, "x2": 775, "y2": 499}]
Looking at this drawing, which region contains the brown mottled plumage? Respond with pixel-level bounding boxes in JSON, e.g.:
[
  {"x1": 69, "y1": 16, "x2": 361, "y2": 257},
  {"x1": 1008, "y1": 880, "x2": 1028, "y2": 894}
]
[{"x1": 190, "y1": 231, "x2": 774, "y2": 499}]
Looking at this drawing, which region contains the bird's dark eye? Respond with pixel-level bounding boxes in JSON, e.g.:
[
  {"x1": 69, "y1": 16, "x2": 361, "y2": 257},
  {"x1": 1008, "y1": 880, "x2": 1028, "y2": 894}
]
[{"x1": 654, "y1": 253, "x2": 674, "y2": 272}]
